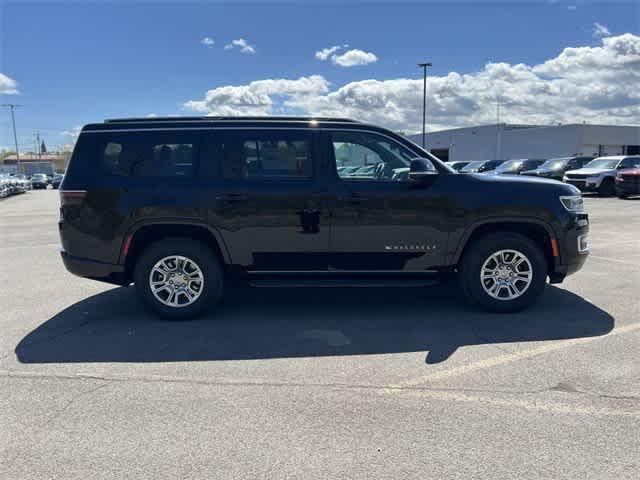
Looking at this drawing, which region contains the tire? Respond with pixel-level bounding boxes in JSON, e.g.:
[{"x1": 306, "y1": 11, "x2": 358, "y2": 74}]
[
  {"x1": 599, "y1": 178, "x2": 615, "y2": 196},
  {"x1": 133, "y1": 237, "x2": 223, "y2": 320},
  {"x1": 459, "y1": 232, "x2": 548, "y2": 313}
]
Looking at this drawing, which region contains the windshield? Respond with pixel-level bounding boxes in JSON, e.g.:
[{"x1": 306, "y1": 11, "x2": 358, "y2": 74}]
[
  {"x1": 460, "y1": 161, "x2": 484, "y2": 172},
  {"x1": 540, "y1": 158, "x2": 569, "y2": 170},
  {"x1": 495, "y1": 160, "x2": 523, "y2": 172},
  {"x1": 584, "y1": 158, "x2": 620, "y2": 169}
]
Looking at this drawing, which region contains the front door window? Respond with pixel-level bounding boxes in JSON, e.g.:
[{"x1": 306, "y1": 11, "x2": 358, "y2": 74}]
[{"x1": 331, "y1": 131, "x2": 415, "y2": 182}]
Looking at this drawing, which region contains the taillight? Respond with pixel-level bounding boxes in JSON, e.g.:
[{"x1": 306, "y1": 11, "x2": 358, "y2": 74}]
[{"x1": 59, "y1": 190, "x2": 87, "y2": 206}]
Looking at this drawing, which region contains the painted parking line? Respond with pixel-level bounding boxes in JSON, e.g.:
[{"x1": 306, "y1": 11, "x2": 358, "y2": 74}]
[
  {"x1": 395, "y1": 389, "x2": 640, "y2": 418},
  {"x1": 384, "y1": 322, "x2": 640, "y2": 392},
  {"x1": 586, "y1": 255, "x2": 640, "y2": 266}
]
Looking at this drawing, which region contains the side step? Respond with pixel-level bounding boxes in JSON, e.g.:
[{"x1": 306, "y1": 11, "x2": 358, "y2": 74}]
[{"x1": 248, "y1": 274, "x2": 441, "y2": 288}]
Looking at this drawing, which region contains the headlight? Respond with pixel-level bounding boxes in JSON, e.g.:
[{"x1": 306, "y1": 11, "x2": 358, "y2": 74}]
[{"x1": 560, "y1": 195, "x2": 584, "y2": 212}]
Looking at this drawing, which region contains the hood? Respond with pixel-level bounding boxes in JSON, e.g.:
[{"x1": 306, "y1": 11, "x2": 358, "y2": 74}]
[
  {"x1": 463, "y1": 170, "x2": 580, "y2": 199},
  {"x1": 470, "y1": 172, "x2": 566, "y2": 187},
  {"x1": 566, "y1": 168, "x2": 615, "y2": 175}
]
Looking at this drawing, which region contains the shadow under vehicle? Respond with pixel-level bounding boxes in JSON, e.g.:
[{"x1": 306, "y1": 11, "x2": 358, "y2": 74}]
[{"x1": 16, "y1": 284, "x2": 613, "y2": 365}]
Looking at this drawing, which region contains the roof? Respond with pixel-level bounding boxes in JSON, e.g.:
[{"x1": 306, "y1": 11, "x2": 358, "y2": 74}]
[
  {"x1": 104, "y1": 116, "x2": 359, "y2": 124},
  {"x1": 80, "y1": 116, "x2": 381, "y2": 134},
  {"x1": 593, "y1": 155, "x2": 639, "y2": 160}
]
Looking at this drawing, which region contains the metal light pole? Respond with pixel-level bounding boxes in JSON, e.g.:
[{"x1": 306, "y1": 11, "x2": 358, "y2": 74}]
[
  {"x1": 418, "y1": 62, "x2": 432, "y2": 148},
  {"x1": 2, "y1": 103, "x2": 22, "y2": 172}
]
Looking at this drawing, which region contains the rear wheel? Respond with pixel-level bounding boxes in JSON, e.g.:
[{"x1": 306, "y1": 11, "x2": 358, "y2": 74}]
[
  {"x1": 133, "y1": 238, "x2": 223, "y2": 319},
  {"x1": 459, "y1": 232, "x2": 548, "y2": 313}
]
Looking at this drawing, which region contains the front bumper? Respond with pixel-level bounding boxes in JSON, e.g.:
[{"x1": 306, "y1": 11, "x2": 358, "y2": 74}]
[
  {"x1": 564, "y1": 179, "x2": 602, "y2": 192},
  {"x1": 550, "y1": 213, "x2": 589, "y2": 282}
]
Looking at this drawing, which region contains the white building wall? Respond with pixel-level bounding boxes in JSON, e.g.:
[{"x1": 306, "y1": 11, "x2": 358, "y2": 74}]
[
  {"x1": 413, "y1": 125, "x2": 508, "y2": 162},
  {"x1": 408, "y1": 124, "x2": 640, "y2": 162},
  {"x1": 500, "y1": 125, "x2": 582, "y2": 158}
]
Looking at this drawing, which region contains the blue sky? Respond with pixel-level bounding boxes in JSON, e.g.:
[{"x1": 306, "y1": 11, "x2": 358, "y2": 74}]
[{"x1": 1, "y1": 0, "x2": 639, "y2": 151}]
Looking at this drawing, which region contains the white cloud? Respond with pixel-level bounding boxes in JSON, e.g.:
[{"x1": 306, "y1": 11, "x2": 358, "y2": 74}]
[
  {"x1": 224, "y1": 38, "x2": 256, "y2": 54},
  {"x1": 315, "y1": 46, "x2": 377, "y2": 67},
  {"x1": 200, "y1": 37, "x2": 215, "y2": 47},
  {"x1": 185, "y1": 33, "x2": 640, "y2": 132},
  {"x1": 61, "y1": 126, "x2": 82, "y2": 140},
  {"x1": 315, "y1": 45, "x2": 342, "y2": 61},
  {"x1": 331, "y1": 49, "x2": 378, "y2": 67},
  {"x1": 592, "y1": 22, "x2": 611, "y2": 38},
  {"x1": 315, "y1": 44, "x2": 350, "y2": 61},
  {"x1": 0, "y1": 73, "x2": 19, "y2": 94},
  {"x1": 184, "y1": 75, "x2": 329, "y2": 116}
]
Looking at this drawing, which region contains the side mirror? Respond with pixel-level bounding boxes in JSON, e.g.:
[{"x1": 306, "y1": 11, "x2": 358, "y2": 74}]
[{"x1": 409, "y1": 157, "x2": 438, "y2": 180}]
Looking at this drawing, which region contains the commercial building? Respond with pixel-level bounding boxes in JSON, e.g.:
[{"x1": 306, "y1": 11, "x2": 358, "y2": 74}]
[
  {"x1": 1, "y1": 153, "x2": 69, "y2": 175},
  {"x1": 408, "y1": 124, "x2": 640, "y2": 162}
]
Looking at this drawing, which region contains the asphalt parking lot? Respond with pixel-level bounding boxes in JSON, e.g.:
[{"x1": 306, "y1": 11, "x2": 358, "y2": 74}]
[{"x1": 1, "y1": 190, "x2": 638, "y2": 479}]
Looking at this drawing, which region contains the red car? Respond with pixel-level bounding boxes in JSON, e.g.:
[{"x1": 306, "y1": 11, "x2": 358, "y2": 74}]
[{"x1": 615, "y1": 166, "x2": 640, "y2": 198}]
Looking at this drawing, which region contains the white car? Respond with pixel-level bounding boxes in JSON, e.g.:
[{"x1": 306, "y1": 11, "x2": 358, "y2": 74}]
[{"x1": 563, "y1": 155, "x2": 640, "y2": 195}]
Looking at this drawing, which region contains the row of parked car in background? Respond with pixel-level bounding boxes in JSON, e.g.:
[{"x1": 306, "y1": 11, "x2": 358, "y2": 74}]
[
  {"x1": 445, "y1": 155, "x2": 640, "y2": 198},
  {"x1": 0, "y1": 172, "x2": 64, "y2": 198}
]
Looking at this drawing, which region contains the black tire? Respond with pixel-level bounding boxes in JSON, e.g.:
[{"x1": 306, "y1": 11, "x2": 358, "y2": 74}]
[
  {"x1": 459, "y1": 232, "x2": 548, "y2": 313},
  {"x1": 133, "y1": 237, "x2": 223, "y2": 320},
  {"x1": 599, "y1": 178, "x2": 615, "y2": 196}
]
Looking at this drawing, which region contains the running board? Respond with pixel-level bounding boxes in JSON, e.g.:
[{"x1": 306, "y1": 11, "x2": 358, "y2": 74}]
[{"x1": 248, "y1": 276, "x2": 440, "y2": 288}]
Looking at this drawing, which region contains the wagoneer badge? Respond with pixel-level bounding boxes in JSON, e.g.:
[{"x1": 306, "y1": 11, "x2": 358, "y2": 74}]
[{"x1": 384, "y1": 244, "x2": 436, "y2": 251}]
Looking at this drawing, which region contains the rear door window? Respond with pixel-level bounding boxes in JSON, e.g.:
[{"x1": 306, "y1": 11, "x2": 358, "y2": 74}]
[
  {"x1": 217, "y1": 130, "x2": 314, "y2": 180},
  {"x1": 99, "y1": 131, "x2": 199, "y2": 177}
]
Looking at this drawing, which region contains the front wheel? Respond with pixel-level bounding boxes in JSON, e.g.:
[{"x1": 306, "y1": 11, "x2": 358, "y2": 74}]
[
  {"x1": 459, "y1": 233, "x2": 548, "y2": 313},
  {"x1": 133, "y1": 238, "x2": 223, "y2": 320},
  {"x1": 599, "y1": 178, "x2": 615, "y2": 196}
]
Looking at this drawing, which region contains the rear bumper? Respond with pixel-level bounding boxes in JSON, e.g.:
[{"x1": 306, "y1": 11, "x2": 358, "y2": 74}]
[{"x1": 60, "y1": 250, "x2": 127, "y2": 285}]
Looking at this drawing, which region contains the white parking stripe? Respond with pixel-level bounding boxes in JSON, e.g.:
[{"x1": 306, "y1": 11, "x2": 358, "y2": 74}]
[
  {"x1": 385, "y1": 322, "x2": 640, "y2": 391},
  {"x1": 395, "y1": 389, "x2": 640, "y2": 418}
]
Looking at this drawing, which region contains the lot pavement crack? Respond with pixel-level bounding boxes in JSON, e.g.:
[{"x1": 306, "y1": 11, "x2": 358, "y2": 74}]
[
  {"x1": 40, "y1": 381, "x2": 112, "y2": 427},
  {"x1": 0, "y1": 369, "x2": 572, "y2": 397}
]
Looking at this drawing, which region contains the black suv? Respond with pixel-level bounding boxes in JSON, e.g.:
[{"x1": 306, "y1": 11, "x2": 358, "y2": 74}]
[{"x1": 59, "y1": 117, "x2": 589, "y2": 318}]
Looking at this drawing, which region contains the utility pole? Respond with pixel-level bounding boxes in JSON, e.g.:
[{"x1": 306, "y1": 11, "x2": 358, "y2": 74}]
[
  {"x1": 418, "y1": 62, "x2": 432, "y2": 149},
  {"x1": 36, "y1": 131, "x2": 41, "y2": 159},
  {"x1": 1, "y1": 104, "x2": 22, "y2": 172}
]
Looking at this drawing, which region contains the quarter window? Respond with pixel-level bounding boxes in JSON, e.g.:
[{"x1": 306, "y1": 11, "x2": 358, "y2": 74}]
[
  {"x1": 100, "y1": 132, "x2": 197, "y2": 177},
  {"x1": 330, "y1": 131, "x2": 415, "y2": 182}
]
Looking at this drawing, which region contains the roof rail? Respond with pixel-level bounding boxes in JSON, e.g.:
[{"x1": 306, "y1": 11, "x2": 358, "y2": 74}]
[{"x1": 105, "y1": 116, "x2": 359, "y2": 124}]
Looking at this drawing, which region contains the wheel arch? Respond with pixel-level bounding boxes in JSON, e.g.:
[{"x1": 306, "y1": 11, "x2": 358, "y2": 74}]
[
  {"x1": 121, "y1": 221, "x2": 231, "y2": 282},
  {"x1": 452, "y1": 218, "x2": 557, "y2": 274}
]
